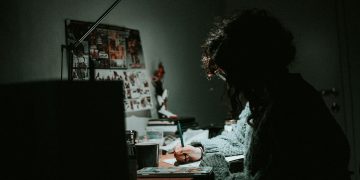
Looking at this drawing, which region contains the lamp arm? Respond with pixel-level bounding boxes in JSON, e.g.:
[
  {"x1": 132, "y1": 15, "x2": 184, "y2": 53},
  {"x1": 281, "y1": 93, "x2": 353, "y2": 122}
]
[
  {"x1": 62, "y1": 0, "x2": 122, "y2": 81},
  {"x1": 73, "y1": 0, "x2": 122, "y2": 48}
]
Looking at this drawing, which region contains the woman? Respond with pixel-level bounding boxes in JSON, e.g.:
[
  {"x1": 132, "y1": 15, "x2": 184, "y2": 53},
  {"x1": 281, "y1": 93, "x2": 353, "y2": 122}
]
[{"x1": 198, "y1": 9, "x2": 350, "y2": 180}]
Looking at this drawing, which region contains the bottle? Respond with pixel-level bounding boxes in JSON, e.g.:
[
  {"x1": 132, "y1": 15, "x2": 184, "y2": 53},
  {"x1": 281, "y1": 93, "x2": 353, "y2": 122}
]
[
  {"x1": 126, "y1": 130, "x2": 137, "y2": 158},
  {"x1": 126, "y1": 130, "x2": 137, "y2": 180}
]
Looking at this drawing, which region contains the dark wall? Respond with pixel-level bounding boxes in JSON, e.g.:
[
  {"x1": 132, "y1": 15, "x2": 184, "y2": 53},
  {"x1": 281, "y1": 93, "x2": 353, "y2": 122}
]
[
  {"x1": 0, "y1": 0, "x2": 229, "y2": 128},
  {"x1": 341, "y1": 0, "x2": 360, "y2": 178}
]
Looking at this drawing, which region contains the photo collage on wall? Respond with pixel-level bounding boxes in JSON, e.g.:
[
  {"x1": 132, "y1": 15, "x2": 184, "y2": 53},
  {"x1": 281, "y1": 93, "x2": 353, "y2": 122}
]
[{"x1": 66, "y1": 20, "x2": 152, "y2": 112}]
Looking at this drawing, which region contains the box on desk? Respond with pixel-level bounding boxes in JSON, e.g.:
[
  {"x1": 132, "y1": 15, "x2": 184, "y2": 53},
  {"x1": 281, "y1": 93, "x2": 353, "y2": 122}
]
[{"x1": 147, "y1": 117, "x2": 198, "y2": 134}]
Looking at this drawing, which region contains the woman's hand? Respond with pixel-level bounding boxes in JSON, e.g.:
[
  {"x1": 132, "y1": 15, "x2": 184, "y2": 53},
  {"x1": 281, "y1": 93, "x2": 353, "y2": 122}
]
[{"x1": 174, "y1": 144, "x2": 203, "y2": 163}]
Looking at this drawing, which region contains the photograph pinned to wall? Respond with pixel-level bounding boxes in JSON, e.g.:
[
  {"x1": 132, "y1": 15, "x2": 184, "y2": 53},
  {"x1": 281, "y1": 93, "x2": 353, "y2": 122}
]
[
  {"x1": 125, "y1": 99, "x2": 132, "y2": 112},
  {"x1": 127, "y1": 70, "x2": 151, "y2": 97},
  {"x1": 125, "y1": 86, "x2": 132, "y2": 99},
  {"x1": 95, "y1": 69, "x2": 129, "y2": 82},
  {"x1": 71, "y1": 43, "x2": 90, "y2": 81},
  {"x1": 108, "y1": 30, "x2": 127, "y2": 68},
  {"x1": 110, "y1": 69, "x2": 125, "y2": 81},
  {"x1": 124, "y1": 70, "x2": 153, "y2": 112},
  {"x1": 71, "y1": 40, "x2": 89, "y2": 69},
  {"x1": 126, "y1": 30, "x2": 145, "y2": 69},
  {"x1": 90, "y1": 28, "x2": 110, "y2": 69},
  {"x1": 95, "y1": 69, "x2": 153, "y2": 112},
  {"x1": 95, "y1": 69, "x2": 112, "y2": 81},
  {"x1": 72, "y1": 68, "x2": 89, "y2": 80},
  {"x1": 141, "y1": 96, "x2": 153, "y2": 109},
  {"x1": 126, "y1": 97, "x2": 153, "y2": 112},
  {"x1": 95, "y1": 69, "x2": 125, "y2": 81},
  {"x1": 73, "y1": 52, "x2": 89, "y2": 68},
  {"x1": 89, "y1": 31, "x2": 99, "y2": 60}
]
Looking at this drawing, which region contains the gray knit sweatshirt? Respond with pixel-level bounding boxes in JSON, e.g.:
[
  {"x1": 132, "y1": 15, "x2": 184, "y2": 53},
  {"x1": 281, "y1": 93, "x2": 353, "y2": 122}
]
[
  {"x1": 198, "y1": 103, "x2": 252, "y2": 157},
  {"x1": 197, "y1": 102, "x2": 252, "y2": 180}
]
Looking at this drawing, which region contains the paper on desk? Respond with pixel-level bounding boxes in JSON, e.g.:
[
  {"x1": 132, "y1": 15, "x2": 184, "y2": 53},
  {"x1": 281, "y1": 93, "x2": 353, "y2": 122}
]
[
  {"x1": 162, "y1": 158, "x2": 201, "y2": 167},
  {"x1": 160, "y1": 129, "x2": 209, "y2": 152},
  {"x1": 162, "y1": 158, "x2": 177, "y2": 165},
  {"x1": 180, "y1": 161, "x2": 201, "y2": 167},
  {"x1": 162, "y1": 155, "x2": 244, "y2": 167},
  {"x1": 225, "y1": 155, "x2": 244, "y2": 162}
]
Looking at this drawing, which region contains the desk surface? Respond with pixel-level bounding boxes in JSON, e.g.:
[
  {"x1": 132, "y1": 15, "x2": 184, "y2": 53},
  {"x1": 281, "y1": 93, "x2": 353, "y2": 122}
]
[
  {"x1": 137, "y1": 153, "x2": 202, "y2": 180},
  {"x1": 137, "y1": 153, "x2": 242, "y2": 179}
]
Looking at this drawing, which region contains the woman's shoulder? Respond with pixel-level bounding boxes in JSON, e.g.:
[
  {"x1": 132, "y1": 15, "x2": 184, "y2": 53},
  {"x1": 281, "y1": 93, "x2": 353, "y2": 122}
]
[
  {"x1": 274, "y1": 73, "x2": 322, "y2": 105},
  {"x1": 269, "y1": 74, "x2": 333, "y2": 125}
]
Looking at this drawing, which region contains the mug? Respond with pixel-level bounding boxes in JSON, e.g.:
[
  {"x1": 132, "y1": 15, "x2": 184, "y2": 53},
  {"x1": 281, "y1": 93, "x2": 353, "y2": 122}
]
[{"x1": 135, "y1": 142, "x2": 159, "y2": 170}]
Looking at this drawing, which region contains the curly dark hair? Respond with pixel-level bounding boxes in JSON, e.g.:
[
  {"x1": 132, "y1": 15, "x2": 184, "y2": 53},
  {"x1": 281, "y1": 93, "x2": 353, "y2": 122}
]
[{"x1": 201, "y1": 9, "x2": 296, "y2": 126}]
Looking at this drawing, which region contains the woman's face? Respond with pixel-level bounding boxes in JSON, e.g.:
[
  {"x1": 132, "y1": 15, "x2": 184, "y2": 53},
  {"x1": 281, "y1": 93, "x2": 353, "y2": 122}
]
[{"x1": 225, "y1": 70, "x2": 252, "y2": 91}]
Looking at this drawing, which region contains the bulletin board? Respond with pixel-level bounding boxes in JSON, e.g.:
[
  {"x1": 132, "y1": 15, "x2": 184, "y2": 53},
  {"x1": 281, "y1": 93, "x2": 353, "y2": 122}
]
[{"x1": 65, "y1": 20, "x2": 153, "y2": 113}]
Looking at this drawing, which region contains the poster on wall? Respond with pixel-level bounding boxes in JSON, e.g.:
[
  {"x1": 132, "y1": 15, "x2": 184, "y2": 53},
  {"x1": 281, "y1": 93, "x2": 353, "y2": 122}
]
[
  {"x1": 126, "y1": 30, "x2": 145, "y2": 69},
  {"x1": 90, "y1": 28, "x2": 110, "y2": 68},
  {"x1": 66, "y1": 20, "x2": 151, "y2": 113},
  {"x1": 108, "y1": 30, "x2": 127, "y2": 68}
]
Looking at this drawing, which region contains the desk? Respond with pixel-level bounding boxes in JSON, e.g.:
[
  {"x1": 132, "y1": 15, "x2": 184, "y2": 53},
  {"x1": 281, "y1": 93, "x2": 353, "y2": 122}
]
[
  {"x1": 160, "y1": 153, "x2": 244, "y2": 173},
  {"x1": 137, "y1": 153, "x2": 213, "y2": 180},
  {"x1": 136, "y1": 153, "x2": 243, "y2": 180}
]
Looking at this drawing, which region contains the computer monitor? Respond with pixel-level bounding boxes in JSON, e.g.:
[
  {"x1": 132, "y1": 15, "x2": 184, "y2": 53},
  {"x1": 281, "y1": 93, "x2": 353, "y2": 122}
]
[{"x1": 1, "y1": 81, "x2": 128, "y2": 180}]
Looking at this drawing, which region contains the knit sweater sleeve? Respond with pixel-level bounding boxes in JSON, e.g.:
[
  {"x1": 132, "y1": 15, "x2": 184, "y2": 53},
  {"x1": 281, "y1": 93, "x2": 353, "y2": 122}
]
[
  {"x1": 199, "y1": 103, "x2": 251, "y2": 157},
  {"x1": 199, "y1": 131, "x2": 243, "y2": 156},
  {"x1": 199, "y1": 154, "x2": 246, "y2": 180}
]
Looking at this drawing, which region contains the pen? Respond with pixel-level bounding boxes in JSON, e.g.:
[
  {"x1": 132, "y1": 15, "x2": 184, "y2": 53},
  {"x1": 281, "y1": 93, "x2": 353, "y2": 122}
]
[
  {"x1": 177, "y1": 121, "x2": 184, "y2": 147},
  {"x1": 177, "y1": 121, "x2": 189, "y2": 162}
]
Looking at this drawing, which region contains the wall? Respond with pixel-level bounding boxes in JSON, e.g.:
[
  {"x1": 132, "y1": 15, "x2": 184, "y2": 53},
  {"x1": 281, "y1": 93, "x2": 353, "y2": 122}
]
[
  {"x1": 340, "y1": 0, "x2": 360, "y2": 178},
  {"x1": 0, "y1": 0, "x2": 228, "y2": 131}
]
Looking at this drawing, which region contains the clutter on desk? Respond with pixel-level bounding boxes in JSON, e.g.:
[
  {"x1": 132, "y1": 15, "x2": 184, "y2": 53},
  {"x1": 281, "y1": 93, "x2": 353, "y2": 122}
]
[
  {"x1": 145, "y1": 116, "x2": 199, "y2": 147},
  {"x1": 144, "y1": 129, "x2": 164, "y2": 147},
  {"x1": 146, "y1": 117, "x2": 198, "y2": 133},
  {"x1": 160, "y1": 128, "x2": 209, "y2": 152},
  {"x1": 127, "y1": 115, "x2": 205, "y2": 154}
]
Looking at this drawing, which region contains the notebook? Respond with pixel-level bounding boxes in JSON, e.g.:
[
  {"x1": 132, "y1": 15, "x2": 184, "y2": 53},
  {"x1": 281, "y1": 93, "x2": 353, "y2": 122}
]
[{"x1": 137, "y1": 166, "x2": 213, "y2": 178}]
